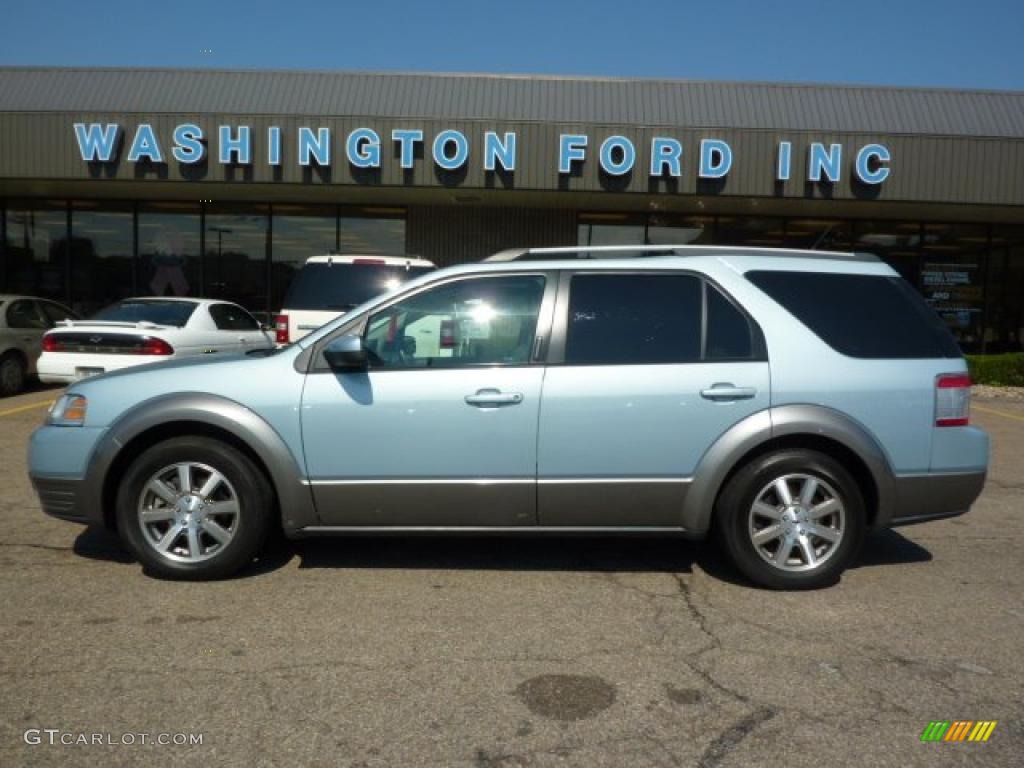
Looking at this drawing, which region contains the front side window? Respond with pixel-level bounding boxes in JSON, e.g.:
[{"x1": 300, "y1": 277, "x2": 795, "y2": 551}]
[
  {"x1": 566, "y1": 274, "x2": 702, "y2": 364},
  {"x1": 363, "y1": 275, "x2": 546, "y2": 368}
]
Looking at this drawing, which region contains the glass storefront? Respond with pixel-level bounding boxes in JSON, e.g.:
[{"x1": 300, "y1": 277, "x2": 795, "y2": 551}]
[
  {"x1": 271, "y1": 204, "x2": 338, "y2": 313},
  {"x1": 3, "y1": 201, "x2": 69, "y2": 304},
  {"x1": 1, "y1": 200, "x2": 407, "y2": 320},
  {"x1": 204, "y1": 205, "x2": 270, "y2": 314},
  {"x1": 138, "y1": 202, "x2": 202, "y2": 301},
  {"x1": 70, "y1": 202, "x2": 135, "y2": 315},
  {"x1": 0, "y1": 198, "x2": 1020, "y2": 354}
]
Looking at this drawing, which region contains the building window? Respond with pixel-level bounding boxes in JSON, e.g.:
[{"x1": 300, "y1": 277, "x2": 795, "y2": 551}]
[
  {"x1": 919, "y1": 223, "x2": 988, "y2": 353},
  {"x1": 648, "y1": 214, "x2": 714, "y2": 245},
  {"x1": 138, "y1": 203, "x2": 202, "y2": 302},
  {"x1": 3, "y1": 201, "x2": 69, "y2": 302},
  {"x1": 270, "y1": 204, "x2": 337, "y2": 313},
  {"x1": 578, "y1": 213, "x2": 646, "y2": 246},
  {"x1": 782, "y1": 219, "x2": 854, "y2": 251},
  {"x1": 339, "y1": 207, "x2": 406, "y2": 255},
  {"x1": 985, "y1": 226, "x2": 1023, "y2": 353},
  {"x1": 204, "y1": 205, "x2": 270, "y2": 315},
  {"x1": 70, "y1": 201, "x2": 135, "y2": 315},
  {"x1": 853, "y1": 221, "x2": 922, "y2": 286},
  {"x1": 714, "y1": 216, "x2": 786, "y2": 248}
]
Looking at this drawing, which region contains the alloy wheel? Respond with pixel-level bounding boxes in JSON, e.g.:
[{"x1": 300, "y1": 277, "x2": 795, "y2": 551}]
[
  {"x1": 137, "y1": 462, "x2": 240, "y2": 563},
  {"x1": 748, "y1": 473, "x2": 845, "y2": 572}
]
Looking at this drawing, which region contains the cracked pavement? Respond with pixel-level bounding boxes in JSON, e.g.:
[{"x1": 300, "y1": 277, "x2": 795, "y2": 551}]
[{"x1": 1, "y1": 387, "x2": 1022, "y2": 767}]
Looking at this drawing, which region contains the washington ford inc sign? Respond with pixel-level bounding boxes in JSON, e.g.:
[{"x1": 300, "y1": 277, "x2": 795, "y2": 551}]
[{"x1": 73, "y1": 123, "x2": 892, "y2": 184}]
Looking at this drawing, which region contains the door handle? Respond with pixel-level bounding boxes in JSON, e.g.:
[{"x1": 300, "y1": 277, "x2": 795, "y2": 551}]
[
  {"x1": 464, "y1": 388, "x2": 524, "y2": 407},
  {"x1": 700, "y1": 383, "x2": 757, "y2": 401}
]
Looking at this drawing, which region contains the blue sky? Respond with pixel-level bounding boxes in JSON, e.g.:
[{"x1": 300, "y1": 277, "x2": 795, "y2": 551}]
[{"x1": 4, "y1": 0, "x2": 1023, "y2": 90}]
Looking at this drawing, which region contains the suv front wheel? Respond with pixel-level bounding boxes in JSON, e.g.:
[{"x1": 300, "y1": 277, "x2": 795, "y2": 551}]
[
  {"x1": 715, "y1": 449, "x2": 866, "y2": 589},
  {"x1": 116, "y1": 436, "x2": 272, "y2": 580}
]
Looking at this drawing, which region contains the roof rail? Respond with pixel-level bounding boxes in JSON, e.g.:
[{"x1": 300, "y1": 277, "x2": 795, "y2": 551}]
[{"x1": 484, "y1": 245, "x2": 879, "y2": 263}]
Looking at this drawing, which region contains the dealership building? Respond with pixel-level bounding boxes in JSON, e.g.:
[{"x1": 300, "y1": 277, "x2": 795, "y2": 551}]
[{"x1": 1, "y1": 66, "x2": 1022, "y2": 352}]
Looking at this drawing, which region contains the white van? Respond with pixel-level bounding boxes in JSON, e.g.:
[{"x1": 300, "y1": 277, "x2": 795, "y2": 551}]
[{"x1": 274, "y1": 255, "x2": 435, "y2": 344}]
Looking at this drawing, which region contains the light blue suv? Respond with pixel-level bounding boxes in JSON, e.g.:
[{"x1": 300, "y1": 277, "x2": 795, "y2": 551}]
[{"x1": 28, "y1": 246, "x2": 989, "y2": 588}]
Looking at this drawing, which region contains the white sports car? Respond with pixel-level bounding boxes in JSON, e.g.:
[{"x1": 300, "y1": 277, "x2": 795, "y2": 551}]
[{"x1": 37, "y1": 297, "x2": 274, "y2": 383}]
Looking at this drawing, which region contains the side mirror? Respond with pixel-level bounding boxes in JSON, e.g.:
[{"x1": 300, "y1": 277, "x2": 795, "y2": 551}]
[{"x1": 323, "y1": 334, "x2": 368, "y2": 371}]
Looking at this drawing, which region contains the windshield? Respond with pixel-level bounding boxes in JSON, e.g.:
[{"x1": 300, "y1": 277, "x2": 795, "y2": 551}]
[
  {"x1": 283, "y1": 263, "x2": 434, "y2": 311},
  {"x1": 90, "y1": 300, "x2": 198, "y2": 327}
]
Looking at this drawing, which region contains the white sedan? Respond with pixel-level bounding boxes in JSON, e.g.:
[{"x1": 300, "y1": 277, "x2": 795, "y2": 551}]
[{"x1": 37, "y1": 298, "x2": 274, "y2": 383}]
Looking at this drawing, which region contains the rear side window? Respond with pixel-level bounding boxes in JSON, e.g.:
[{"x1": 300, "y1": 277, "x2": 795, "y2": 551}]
[
  {"x1": 746, "y1": 271, "x2": 961, "y2": 358},
  {"x1": 706, "y1": 284, "x2": 754, "y2": 360},
  {"x1": 566, "y1": 274, "x2": 702, "y2": 364},
  {"x1": 209, "y1": 304, "x2": 259, "y2": 331}
]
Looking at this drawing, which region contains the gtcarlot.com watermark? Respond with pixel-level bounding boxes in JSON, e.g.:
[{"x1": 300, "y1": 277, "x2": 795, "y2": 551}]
[{"x1": 24, "y1": 729, "x2": 203, "y2": 747}]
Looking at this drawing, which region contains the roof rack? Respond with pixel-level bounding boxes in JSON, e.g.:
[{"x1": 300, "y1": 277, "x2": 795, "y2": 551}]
[{"x1": 484, "y1": 245, "x2": 879, "y2": 262}]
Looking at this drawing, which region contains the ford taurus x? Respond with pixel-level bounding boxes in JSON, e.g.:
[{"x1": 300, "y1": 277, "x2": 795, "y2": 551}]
[{"x1": 29, "y1": 246, "x2": 989, "y2": 588}]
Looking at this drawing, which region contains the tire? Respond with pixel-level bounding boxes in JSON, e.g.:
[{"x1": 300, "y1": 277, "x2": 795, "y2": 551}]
[
  {"x1": 715, "y1": 449, "x2": 866, "y2": 590},
  {"x1": 0, "y1": 353, "x2": 26, "y2": 397},
  {"x1": 115, "y1": 436, "x2": 273, "y2": 580}
]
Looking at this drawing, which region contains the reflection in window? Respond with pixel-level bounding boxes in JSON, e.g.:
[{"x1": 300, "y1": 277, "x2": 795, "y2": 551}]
[
  {"x1": 205, "y1": 206, "x2": 269, "y2": 314},
  {"x1": 339, "y1": 209, "x2": 406, "y2": 255},
  {"x1": 272, "y1": 205, "x2": 337, "y2": 311},
  {"x1": 71, "y1": 203, "x2": 134, "y2": 315},
  {"x1": 138, "y1": 203, "x2": 201, "y2": 302},
  {"x1": 3, "y1": 202, "x2": 68, "y2": 302},
  {"x1": 364, "y1": 275, "x2": 545, "y2": 368}
]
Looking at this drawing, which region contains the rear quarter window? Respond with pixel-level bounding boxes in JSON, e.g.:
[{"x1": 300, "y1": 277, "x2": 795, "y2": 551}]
[{"x1": 746, "y1": 270, "x2": 961, "y2": 359}]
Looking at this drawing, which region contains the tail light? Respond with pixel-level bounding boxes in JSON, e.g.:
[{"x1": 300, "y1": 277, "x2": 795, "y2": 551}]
[
  {"x1": 141, "y1": 337, "x2": 174, "y2": 356},
  {"x1": 42, "y1": 335, "x2": 60, "y2": 352},
  {"x1": 935, "y1": 373, "x2": 971, "y2": 427},
  {"x1": 275, "y1": 314, "x2": 289, "y2": 344},
  {"x1": 439, "y1": 318, "x2": 457, "y2": 349}
]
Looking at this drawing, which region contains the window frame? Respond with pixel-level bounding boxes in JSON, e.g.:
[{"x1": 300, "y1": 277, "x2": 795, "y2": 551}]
[
  {"x1": 547, "y1": 269, "x2": 767, "y2": 366},
  {"x1": 305, "y1": 269, "x2": 560, "y2": 373}
]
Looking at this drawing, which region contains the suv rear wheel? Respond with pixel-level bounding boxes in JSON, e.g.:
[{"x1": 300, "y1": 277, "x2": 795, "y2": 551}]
[
  {"x1": 715, "y1": 449, "x2": 866, "y2": 589},
  {"x1": 115, "y1": 436, "x2": 272, "y2": 580}
]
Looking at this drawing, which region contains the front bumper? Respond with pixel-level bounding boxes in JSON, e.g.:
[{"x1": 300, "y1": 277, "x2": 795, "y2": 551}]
[
  {"x1": 28, "y1": 425, "x2": 109, "y2": 526},
  {"x1": 31, "y1": 475, "x2": 89, "y2": 523},
  {"x1": 889, "y1": 470, "x2": 987, "y2": 526}
]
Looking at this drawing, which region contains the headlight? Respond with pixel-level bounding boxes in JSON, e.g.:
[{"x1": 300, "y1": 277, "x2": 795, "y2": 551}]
[{"x1": 47, "y1": 394, "x2": 88, "y2": 426}]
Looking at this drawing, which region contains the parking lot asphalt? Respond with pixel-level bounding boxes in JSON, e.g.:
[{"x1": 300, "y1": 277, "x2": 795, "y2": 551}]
[{"x1": 0, "y1": 385, "x2": 1021, "y2": 768}]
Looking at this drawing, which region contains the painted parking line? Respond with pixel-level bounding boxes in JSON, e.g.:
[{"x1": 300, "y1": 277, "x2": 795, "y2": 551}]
[
  {"x1": 973, "y1": 404, "x2": 1024, "y2": 423},
  {"x1": 0, "y1": 399, "x2": 54, "y2": 418}
]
